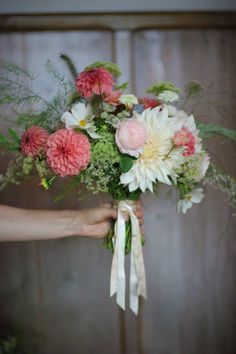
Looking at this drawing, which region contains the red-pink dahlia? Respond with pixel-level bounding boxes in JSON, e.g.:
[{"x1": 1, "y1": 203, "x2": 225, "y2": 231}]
[
  {"x1": 46, "y1": 129, "x2": 91, "y2": 177},
  {"x1": 76, "y1": 67, "x2": 114, "y2": 98},
  {"x1": 141, "y1": 97, "x2": 160, "y2": 110},
  {"x1": 21, "y1": 126, "x2": 49, "y2": 157},
  {"x1": 173, "y1": 127, "x2": 196, "y2": 157}
]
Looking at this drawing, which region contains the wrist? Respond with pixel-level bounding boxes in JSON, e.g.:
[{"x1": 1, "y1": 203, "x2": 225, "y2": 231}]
[{"x1": 66, "y1": 210, "x2": 83, "y2": 237}]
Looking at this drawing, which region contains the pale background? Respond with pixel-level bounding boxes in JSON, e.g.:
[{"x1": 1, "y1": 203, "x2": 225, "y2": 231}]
[{"x1": 0, "y1": 3, "x2": 236, "y2": 354}]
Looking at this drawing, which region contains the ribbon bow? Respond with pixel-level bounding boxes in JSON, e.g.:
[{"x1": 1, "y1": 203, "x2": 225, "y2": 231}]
[{"x1": 110, "y1": 200, "x2": 147, "y2": 315}]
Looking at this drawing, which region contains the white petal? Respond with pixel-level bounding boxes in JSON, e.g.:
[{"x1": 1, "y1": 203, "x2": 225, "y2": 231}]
[
  {"x1": 120, "y1": 171, "x2": 134, "y2": 185},
  {"x1": 191, "y1": 188, "x2": 204, "y2": 203},
  {"x1": 71, "y1": 102, "x2": 89, "y2": 120},
  {"x1": 61, "y1": 111, "x2": 78, "y2": 128},
  {"x1": 86, "y1": 127, "x2": 101, "y2": 139},
  {"x1": 129, "y1": 180, "x2": 139, "y2": 192}
]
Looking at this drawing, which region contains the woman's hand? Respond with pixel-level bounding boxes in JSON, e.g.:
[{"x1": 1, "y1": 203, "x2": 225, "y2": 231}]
[
  {"x1": 76, "y1": 201, "x2": 144, "y2": 238},
  {"x1": 0, "y1": 202, "x2": 144, "y2": 242}
]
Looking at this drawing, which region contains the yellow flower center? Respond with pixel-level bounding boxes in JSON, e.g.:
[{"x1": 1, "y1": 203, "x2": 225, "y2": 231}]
[
  {"x1": 185, "y1": 195, "x2": 192, "y2": 201},
  {"x1": 141, "y1": 139, "x2": 159, "y2": 161},
  {"x1": 79, "y1": 120, "x2": 87, "y2": 127}
]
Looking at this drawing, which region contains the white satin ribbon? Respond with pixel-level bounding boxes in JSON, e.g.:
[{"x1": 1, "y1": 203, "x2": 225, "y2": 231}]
[{"x1": 110, "y1": 200, "x2": 147, "y2": 315}]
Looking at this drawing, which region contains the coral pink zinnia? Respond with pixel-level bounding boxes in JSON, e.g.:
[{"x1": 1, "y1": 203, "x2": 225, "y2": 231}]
[
  {"x1": 173, "y1": 126, "x2": 196, "y2": 157},
  {"x1": 104, "y1": 90, "x2": 121, "y2": 105},
  {"x1": 46, "y1": 129, "x2": 91, "y2": 177},
  {"x1": 21, "y1": 126, "x2": 49, "y2": 157},
  {"x1": 76, "y1": 67, "x2": 114, "y2": 98}
]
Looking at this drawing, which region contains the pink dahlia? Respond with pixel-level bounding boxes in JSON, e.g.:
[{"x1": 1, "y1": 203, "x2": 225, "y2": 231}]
[
  {"x1": 76, "y1": 67, "x2": 114, "y2": 98},
  {"x1": 21, "y1": 126, "x2": 49, "y2": 157},
  {"x1": 46, "y1": 129, "x2": 91, "y2": 177},
  {"x1": 173, "y1": 126, "x2": 196, "y2": 157}
]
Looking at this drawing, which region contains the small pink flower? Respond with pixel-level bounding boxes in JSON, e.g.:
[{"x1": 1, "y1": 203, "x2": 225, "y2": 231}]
[
  {"x1": 46, "y1": 129, "x2": 91, "y2": 177},
  {"x1": 76, "y1": 67, "x2": 114, "y2": 98},
  {"x1": 104, "y1": 91, "x2": 121, "y2": 105},
  {"x1": 141, "y1": 97, "x2": 160, "y2": 110},
  {"x1": 115, "y1": 118, "x2": 146, "y2": 158},
  {"x1": 173, "y1": 126, "x2": 196, "y2": 156},
  {"x1": 21, "y1": 126, "x2": 49, "y2": 157}
]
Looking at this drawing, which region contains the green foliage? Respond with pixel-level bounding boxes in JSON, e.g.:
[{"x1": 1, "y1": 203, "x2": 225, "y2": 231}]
[
  {"x1": 177, "y1": 175, "x2": 196, "y2": 199},
  {"x1": 109, "y1": 176, "x2": 141, "y2": 201},
  {"x1": 45, "y1": 59, "x2": 74, "y2": 94},
  {"x1": 197, "y1": 122, "x2": 236, "y2": 141},
  {"x1": 185, "y1": 81, "x2": 205, "y2": 98},
  {"x1": 100, "y1": 103, "x2": 130, "y2": 127},
  {"x1": 22, "y1": 156, "x2": 34, "y2": 175},
  {"x1": 54, "y1": 175, "x2": 81, "y2": 201},
  {"x1": 147, "y1": 81, "x2": 180, "y2": 96},
  {"x1": 41, "y1": 176, "x2": 56, "y2": 191},
  {"x1": 67, "y1": 92, "x2": 81, "y2": 106},
  {"x1": 0, "y1": 335, "x2": 23, "y2": 354},
  {"x1": 203, "y1": 163, "x2": 236, "y2": 212},
  {"x1": 0, "y1": 61, "x2": 46, "y2": 107},
  {"x1": 119, "y1": 154, "x2": 134, "y2": 173},
  {"x1": 60, "y1": 54, "x2": 78, "y2": 80},
  {"x1": 0, "y1": 154, "x2": 34, "y2": 191},
  {"x1": 0, "y1": 60, "x2": 69, "y2": 131},
  {"x1": 22, "y1": 155, "x2": 49, "y2": 179},
  {"x1": 80, "y1": 132, "x2": 120, "y2": 194},
  {"x1": 103, "y1": 219, "x2": 145, "y2": 255},
  {"x1": 114, "y1": 82, "x2": 129, "y2": 91},
  {"x1": 16, "y1": 113, "x2": 47, "y2": 129},
  {"x1": 0, "y1": 128, "x2": 20, "y2": 153},
  {"x1": 176, "y1": 153, "x2": 208, "y2": 198},
  {"x1": 35, "y1": 157, "x2": 49, "y2": 177},
  {"x1": 85, "y1": 61, "x2": 122, "y2": 77}
]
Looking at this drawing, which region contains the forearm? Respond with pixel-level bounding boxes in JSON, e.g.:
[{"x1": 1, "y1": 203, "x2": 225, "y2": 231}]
[{"x1": 0, "y1": 205, "x2": 79, "y2": 242}]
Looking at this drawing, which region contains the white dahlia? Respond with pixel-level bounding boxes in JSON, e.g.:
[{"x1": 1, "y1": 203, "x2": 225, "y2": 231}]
[{"x1": 120, "y1": 106, "x2": 184, "y2": 192}]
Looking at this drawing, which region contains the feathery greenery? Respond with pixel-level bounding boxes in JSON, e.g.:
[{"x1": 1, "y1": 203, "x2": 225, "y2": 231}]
[{"x1": 60, "y1": 54, "x2": 78, "y2": 80}]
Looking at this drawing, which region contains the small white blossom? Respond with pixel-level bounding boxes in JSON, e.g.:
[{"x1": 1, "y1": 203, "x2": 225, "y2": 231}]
[
  {"x1": 158, "y1": 90, "x2": 179, "y2": 103},
  {"x1": 194, "y1": 154, "x2": 210, "y2": 182},
  {"x1": 177, "y1": 188, "x2": 204, "y2": 214},
  {"x1": 119, "y1": 94, "x2": 138, "y2": 106},
  {"x1": 61, "y1": 102, "x2": 100, "y2": 139}
]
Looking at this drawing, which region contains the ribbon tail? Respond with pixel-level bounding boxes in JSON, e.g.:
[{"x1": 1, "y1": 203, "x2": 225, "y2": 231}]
[
  {"x1": 130, "y1": 245, "x2": 139, "y2": 315},
  {"x1": 129, "y1": 212, "x2": 147, "y2": 315},
  {"x1": 110, "y1": 209, "x2": 126, "y2": 311}
]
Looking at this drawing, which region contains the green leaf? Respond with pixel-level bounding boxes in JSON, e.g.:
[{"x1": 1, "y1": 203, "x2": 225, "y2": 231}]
[
  {"x1": 85, "y1": 61, "x2": 122, "y2": 77},
  {"x1": 114, "y1": 82, "x2": 129, "y2": 91},
  {"x1": 8, "y1": 128, "x2": 20, "y2": 144},
  {"x1": 0, "y1": 130, "x2": 20, "y2": 152},
  {"x1": 60, "y1": 54, "x2": 78, "y2": 80},
  {"x1": 147, "y1": 81, "x2": 180, "y2": 96},
  {"x1": 119, "y1": 154, "x2": 134, "y2": 173},
  {"x1": 0, "y1": 133, "x2": 9, "y2": 145},
  {"x1": 197, "y1": 122, "x2": 236, "y2": 141}
]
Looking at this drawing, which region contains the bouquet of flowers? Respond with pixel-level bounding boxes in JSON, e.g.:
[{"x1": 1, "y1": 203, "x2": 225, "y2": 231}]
[{"x1": 0, "y1": 56, "x2": 236, "y2": 314}]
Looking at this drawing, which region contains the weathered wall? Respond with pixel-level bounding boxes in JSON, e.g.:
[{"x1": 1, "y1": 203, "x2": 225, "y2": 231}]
[
  {"x1": 0, "y1": 0, "x2": 236, "y2": 14},
  {"x1": 0, "y1": 25, "x2": 236, "y2": 354}
]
